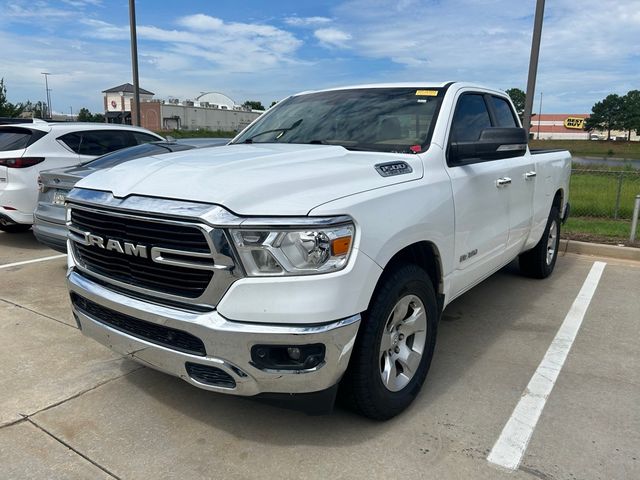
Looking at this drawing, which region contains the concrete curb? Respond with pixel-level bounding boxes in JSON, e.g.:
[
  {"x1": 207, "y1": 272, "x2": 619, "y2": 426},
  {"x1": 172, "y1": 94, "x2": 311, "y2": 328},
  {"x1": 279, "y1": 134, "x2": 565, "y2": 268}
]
[{"x1": 560, "y1": 239, "x2": 640, "y2": 262}]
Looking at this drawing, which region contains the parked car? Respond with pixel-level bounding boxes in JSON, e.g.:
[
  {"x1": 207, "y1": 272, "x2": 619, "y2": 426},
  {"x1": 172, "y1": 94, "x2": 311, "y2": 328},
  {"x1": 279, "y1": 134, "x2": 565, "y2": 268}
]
[
  {"x1": 65, "y1": 82, "x2": 571, "y2": 419},
  {"x1": 0, "y1": 121, "x2": 163, "y2": 232},
  {"x1": 34, "y1": 140, "x2": 229, "y2": 252},
  {"x1": 173, "y1": 138, "x2": 231, "y2": 148}
]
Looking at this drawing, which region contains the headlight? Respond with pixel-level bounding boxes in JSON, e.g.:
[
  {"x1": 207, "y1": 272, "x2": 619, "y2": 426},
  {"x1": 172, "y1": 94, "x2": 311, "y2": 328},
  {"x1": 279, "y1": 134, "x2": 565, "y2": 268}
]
[{"x1": 230, "y1": 221, "x2": 355, "y2": 276}]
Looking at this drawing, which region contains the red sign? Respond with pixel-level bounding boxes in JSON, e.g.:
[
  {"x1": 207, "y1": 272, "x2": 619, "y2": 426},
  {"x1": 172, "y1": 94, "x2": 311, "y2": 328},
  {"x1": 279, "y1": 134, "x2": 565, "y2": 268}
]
[{"x1": 110, "y1": 100, "x2": 117, "y2": 108}]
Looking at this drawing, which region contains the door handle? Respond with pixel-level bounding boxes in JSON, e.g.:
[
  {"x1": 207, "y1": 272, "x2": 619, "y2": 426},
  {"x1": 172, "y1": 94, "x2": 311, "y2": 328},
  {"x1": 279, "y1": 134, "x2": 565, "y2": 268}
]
[
  {"x1": 524, "y1": 171, "x2": 537, "y2": 180},
  {"x1": 496, "y1": 177, "x2": 512, "y2": 187}
]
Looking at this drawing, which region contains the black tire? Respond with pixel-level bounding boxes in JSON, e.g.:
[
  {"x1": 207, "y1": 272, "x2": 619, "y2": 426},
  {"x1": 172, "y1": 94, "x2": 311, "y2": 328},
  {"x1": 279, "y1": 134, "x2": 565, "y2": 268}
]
[
  {"x1": 0, "y1": 223, "x2": 32, "y2": 233},
  {"x1": 519, "y1": 205, "x2": 561, "y2": 279},
  {"x1": 340, "y1": 263, "x2": 438, "y2": 420}
]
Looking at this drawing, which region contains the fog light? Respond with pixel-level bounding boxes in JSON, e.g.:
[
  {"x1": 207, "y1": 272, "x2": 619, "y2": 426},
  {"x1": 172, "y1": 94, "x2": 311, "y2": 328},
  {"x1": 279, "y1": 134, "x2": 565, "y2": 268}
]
[
  {"x1": 251, "y1": 344, "x2": 325, "y2": 371},
  {"x1": 256, "y1": 347, "x2": 267, "y2": 359},
  {"x1": 287, "y1": 347, "x2": 301, "y2": 361}
]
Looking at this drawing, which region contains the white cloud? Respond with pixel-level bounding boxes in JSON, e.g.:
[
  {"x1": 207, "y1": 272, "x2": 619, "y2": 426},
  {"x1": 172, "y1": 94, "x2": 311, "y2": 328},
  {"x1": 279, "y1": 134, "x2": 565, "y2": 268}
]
[
  {"x1": 4, "y1": 2, "x2": 74, "y2": 18},
  {"x1": 284, "y1": 16, "x2": 332, "y2": 27},
  {"x1": 82, "y1": 18, "x2": 128, "y2": 40},
  {"x1": 61, "y1": 0, "x2": 102, "y2": 6},
  {"x1": 314, "y1": 28, "x2": 352, "y2": 48},
  {"x1": 82, "y1": 14, "x2": 302, "y2": 72},
  {"x1": 323, "y1": 0, "x2": 640, "y2": 111}
]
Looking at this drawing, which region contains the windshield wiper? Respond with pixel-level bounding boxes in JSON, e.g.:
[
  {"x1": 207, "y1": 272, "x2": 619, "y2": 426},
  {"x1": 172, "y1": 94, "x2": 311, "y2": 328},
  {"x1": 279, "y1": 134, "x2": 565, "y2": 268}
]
[{"x1": 242, "y1": 119, "x2": 303, "y2": 143}]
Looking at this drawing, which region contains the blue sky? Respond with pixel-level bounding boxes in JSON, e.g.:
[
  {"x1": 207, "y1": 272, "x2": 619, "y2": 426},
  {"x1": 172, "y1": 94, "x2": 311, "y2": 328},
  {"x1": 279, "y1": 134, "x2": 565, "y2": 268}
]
[{"x1": 1, "y1": 0, "x2": 638, "y2": 115}]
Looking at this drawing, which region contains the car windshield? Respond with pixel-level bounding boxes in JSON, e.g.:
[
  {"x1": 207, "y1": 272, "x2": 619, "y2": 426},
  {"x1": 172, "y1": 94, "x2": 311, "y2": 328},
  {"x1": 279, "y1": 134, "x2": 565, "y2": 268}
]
[
  {"x1": 232, "y1": 88, "x2": 444, "y2": 154},
  {"x1": 84, "y1": 143, "x2": 193, "y2": 169}
]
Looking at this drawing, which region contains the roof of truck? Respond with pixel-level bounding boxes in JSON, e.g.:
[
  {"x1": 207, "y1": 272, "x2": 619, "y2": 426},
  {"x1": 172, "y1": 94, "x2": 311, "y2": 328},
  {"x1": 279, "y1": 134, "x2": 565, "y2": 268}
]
[{"x1": 296, "y1": 81, "x2": 505, "y2": 96}]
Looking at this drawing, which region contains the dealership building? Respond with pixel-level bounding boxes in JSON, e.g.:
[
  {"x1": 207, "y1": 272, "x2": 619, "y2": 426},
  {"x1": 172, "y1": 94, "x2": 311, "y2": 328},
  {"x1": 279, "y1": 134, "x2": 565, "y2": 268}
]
[{"x1": 103, "y1": 84, "x2": 262, "y2": 132}]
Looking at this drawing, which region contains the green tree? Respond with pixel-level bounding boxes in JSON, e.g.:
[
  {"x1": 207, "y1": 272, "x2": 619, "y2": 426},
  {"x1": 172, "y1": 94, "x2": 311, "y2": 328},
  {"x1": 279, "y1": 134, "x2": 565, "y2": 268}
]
[
  {"x1": 243, "y1": 100, "x2": 265, "y2": 111},
  {"x1": 92, "y1": 113, "x2": 105, "y2": 123},
  {"x1": 506, "y1": 88, "x2": 526, "y2": 118},
  {"x1": 621, "y1": 90, "x2": 640, "y2": 140},
  {"x1": 0, "y1": 78, "x2": 28, "y2": 117},
  {"x1": 270, "y1": 100, "x2": 278, "y2": 108},
  {"x1": 29, "y1": 101, "x2": 48, "y2": 119},
  {"x1": 77, "y1": 107, "x2": 93, "y2": 122},
  {"x1": 585, "y1": 94, "x2": 624, "y2": 140}
]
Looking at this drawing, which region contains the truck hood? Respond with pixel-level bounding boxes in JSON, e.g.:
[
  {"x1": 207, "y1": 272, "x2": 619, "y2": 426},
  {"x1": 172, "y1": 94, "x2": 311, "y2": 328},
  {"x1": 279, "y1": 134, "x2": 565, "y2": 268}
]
[{"x1": 76, "y1": 143, "x2": 423, "y2": 215}]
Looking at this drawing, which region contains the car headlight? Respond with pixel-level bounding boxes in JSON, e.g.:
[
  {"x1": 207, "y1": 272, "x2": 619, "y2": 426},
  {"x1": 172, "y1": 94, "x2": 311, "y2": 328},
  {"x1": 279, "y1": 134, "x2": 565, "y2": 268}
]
[{"x1": 230, "y1": 221, "x2": 355, "y2": 276}]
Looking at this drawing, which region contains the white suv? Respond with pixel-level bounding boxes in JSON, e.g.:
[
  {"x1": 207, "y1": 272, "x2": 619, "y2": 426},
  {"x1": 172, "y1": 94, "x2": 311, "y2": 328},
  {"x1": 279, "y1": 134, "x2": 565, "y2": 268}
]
[{"x1": 0, "y1": 120, "x2": 163, "y2": 232}]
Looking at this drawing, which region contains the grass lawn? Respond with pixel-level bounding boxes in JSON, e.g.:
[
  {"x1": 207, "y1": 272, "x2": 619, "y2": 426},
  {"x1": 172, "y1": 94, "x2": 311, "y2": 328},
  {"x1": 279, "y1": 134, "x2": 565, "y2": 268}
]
[
  {"x1": 529, "y1": 139, "x2": 640, "y2": 158},
  {"x1": 563, "y1": 217, "x2": 638, "y2": 246},
  {"x1": 569, "y1": 170, "x2": 640, "y2": 219}
]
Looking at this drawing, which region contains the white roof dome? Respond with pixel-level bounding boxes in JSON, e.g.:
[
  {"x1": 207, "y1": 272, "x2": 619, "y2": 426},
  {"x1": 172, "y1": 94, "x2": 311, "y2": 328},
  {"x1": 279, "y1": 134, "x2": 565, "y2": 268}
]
[{"x1": 195, "y1": 92, "x2": 236, "y2": 109}]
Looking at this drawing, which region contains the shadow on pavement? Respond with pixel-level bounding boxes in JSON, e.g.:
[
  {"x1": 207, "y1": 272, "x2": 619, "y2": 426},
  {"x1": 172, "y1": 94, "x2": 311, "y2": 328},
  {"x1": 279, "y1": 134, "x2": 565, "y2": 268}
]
[{"x1": 0, "y1": 229, "x2": 49, "y2": 251}]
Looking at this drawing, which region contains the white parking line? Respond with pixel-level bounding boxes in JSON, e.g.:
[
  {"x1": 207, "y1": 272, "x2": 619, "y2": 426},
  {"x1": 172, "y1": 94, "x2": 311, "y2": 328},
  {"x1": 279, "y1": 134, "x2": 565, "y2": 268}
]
[
  {"x1": 0, "y1": 254, "x2": 66, "y2": 270},
  {"x1": 487, "y1": 261, "x2": 607, "y2": 471}
]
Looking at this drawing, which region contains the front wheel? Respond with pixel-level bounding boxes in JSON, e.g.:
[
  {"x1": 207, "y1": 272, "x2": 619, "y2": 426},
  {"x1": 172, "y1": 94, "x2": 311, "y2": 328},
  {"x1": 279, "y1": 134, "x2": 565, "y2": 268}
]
[
  {"x1": 519, "y1": 205, "x2": 561, "y2": 279},
  {"x1": 341, "y1": 263, "x2": 438, "y2": 420}
]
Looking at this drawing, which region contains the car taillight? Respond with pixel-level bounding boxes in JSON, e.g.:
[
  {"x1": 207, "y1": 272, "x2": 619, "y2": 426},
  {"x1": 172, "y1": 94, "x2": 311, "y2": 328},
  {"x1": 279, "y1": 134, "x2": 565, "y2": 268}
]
[{"x1": 0, "y1": 157, "x2": 45, "y2": 168}]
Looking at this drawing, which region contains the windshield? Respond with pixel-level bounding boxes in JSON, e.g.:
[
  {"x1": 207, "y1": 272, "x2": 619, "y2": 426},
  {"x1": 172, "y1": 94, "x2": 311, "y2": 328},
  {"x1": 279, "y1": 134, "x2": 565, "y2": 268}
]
[
  {"x1": 232, "y1": 88, "x2": 444, "y2": 154},
  {"x1": 84, "y1": 142, "x2": 193, "y2": 168}
]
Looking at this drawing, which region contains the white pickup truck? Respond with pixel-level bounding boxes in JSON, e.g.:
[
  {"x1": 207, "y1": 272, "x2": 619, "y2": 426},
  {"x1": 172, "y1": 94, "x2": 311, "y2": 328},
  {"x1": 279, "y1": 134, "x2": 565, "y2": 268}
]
[{"x1": 65, "y1": 82, "x2": 571, "y2": 419}]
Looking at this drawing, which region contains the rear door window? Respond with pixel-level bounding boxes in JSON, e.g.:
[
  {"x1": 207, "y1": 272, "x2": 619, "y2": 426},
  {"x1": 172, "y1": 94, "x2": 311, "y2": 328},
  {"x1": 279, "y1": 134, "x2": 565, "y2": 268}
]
[
  {"x1": 491, "y1": 96, "x2": 518, "y2": 127},
  {"x1": 0, "y1": 127, "x2": 36, "y2": 151},
  {"x1": 132, "y1": 132, "x2": 162, "y2": 145},
  {"x1": 59, "y1": 130, "x2": 137, "y2": 156},
  {"x1": 450, "y1": 94, "x2": 492, "y2": 142}
]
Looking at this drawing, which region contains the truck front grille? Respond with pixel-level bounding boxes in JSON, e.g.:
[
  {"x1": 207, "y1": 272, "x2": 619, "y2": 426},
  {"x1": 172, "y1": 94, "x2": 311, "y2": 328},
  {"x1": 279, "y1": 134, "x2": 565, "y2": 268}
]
[
  {"x1": 71, "y1": 208, "x2": 211, "y2": 252},
  {"x1": 71, "y1": 293, "x2": 206, "y2": 356},
  {"x1": 69, "y1": 208, "x2": 214, "y2": 299},
  {"x1": 73, "y1": 242, "x2": 213, "y2": 298}
]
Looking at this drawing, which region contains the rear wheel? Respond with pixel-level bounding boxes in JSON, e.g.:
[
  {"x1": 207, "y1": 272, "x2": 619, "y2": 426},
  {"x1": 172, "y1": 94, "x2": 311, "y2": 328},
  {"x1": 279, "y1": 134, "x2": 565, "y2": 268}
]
[
  {"x1": 0, "y1": 223, "x2": 32, "y2": 233},
  {"x1": 519, "y1": 205, "x2": 561, "y2": 279},
  {"x1": 341, "y1": 263, "x2": 438, "y2": 420}
]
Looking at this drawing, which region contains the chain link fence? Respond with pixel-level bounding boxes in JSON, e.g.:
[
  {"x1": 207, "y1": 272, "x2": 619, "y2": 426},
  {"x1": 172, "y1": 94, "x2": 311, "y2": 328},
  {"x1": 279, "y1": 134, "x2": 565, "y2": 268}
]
[{"x1": 569, "y1": 169, "x2": 640, "y2": 219}]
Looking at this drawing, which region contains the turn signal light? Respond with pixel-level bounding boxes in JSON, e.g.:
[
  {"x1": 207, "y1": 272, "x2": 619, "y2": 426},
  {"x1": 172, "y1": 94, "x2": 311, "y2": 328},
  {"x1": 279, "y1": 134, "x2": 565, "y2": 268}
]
[
  {"x1": 331, "y1": 236, "x2": 352, "y2": 256},
  {"x1": 0, "y1": 157, "x2": 45, "y2": 168}
]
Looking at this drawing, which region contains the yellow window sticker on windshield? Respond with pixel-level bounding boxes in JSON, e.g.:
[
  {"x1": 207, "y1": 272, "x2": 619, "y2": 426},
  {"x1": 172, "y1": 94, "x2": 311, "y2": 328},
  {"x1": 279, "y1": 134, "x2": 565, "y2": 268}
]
[{"x1": 415, "y1": 90, "x2": 438, "y2": 96}]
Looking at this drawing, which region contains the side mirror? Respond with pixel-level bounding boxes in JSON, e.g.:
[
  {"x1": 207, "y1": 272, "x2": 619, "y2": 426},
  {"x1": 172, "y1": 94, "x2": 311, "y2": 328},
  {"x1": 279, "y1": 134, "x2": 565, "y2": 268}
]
[{"x1": 449, "y1": 127, "x2": 528, "y2": 165}]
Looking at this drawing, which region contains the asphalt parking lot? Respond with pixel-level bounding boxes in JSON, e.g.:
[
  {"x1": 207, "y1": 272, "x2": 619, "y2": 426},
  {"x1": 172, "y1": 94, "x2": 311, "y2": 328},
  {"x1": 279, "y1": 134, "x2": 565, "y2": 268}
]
[{"x1": 1, "y1": 231, "x2": 638, "y2": 480}]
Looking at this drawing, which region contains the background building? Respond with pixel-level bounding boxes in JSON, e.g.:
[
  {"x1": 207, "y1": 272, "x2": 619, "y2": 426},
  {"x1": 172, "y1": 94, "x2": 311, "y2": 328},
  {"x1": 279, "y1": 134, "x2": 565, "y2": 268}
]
[
  {"x1": 103, "y1": 84, "x2": 262, "y2": 132},
  {"x1": 530, "y1": 113, "x2": 639, "y2": 141},
  {"x1": 529, "y1": 114, "x2": 590, "y2": 140},
  {"x1": 103, "y1": 83, "x2": 154, "y2": 124}
]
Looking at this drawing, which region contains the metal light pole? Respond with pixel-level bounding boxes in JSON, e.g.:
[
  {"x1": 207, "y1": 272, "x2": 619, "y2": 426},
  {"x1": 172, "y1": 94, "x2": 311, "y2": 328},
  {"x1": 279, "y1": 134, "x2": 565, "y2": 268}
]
[
  {"x1": 522, "y1": 0, "x2": 545, "y2": 137},
  {"x1": 537, "y1": 92, "x2": 543, "y2": 139},
  {"x1": 129, "y1": 0, "x2": 141, "y2": 126},
  {"x1": 41, "y1": 72, "x2": 52, "y2": 119}
]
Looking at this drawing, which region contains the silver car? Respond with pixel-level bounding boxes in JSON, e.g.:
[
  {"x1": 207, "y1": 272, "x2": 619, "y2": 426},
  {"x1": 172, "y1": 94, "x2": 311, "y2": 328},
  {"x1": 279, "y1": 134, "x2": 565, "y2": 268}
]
[{"x1": 33, "y1": 139, "x2": 229, "y2": 252}]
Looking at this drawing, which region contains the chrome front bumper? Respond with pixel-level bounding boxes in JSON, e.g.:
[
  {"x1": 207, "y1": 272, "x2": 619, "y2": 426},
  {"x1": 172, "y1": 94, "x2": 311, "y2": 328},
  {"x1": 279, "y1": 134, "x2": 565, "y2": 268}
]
[{"x1": 67, "y1": 270, "x2": 361, "y2": 396}]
